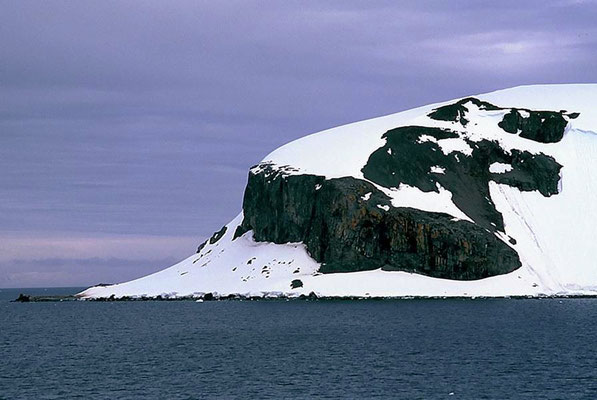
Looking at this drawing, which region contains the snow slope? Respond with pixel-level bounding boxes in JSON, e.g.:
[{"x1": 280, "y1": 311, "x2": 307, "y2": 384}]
[{"x1": 80, "y1": 84, "x2": 597, "y2": 299}]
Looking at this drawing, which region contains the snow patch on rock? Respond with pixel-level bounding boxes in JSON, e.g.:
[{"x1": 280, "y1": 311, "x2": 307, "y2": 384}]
[{"x1": 489, "y1": 162, "x2": 513, "y2": 174}]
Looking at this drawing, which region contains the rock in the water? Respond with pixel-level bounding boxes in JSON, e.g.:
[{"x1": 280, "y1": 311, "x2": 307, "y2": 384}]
[{"x1": 14, "y1": 294, "x2": 31, "y2": 302}]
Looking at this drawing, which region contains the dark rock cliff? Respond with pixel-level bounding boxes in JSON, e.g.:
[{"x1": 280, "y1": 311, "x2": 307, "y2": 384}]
[
  {"x1": 235, "y1": 165, "x2": 521, "y2": 280},
  {"x1": 230, "y1": 99, "x2": 574, "y2": 281}
]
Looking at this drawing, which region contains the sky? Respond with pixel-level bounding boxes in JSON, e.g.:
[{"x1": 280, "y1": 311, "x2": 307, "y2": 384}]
[{"x1": 1, "y1": 0, "x2": 596, "y2": 288}]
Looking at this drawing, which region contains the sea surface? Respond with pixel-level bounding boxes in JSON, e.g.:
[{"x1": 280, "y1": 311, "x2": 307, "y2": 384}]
[{"x1": 1, "y1": 288, "x2": 596, "y2": 400}]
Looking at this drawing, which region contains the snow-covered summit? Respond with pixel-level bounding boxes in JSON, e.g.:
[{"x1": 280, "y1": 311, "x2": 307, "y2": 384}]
[{"x1": 80, "y1": 84, "x2": 597, "y2": 299}]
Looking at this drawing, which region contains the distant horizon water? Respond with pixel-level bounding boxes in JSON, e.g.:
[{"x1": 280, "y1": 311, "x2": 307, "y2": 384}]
[{"x1": 2, "y1": 295, "x2": 596, "y2": 398}]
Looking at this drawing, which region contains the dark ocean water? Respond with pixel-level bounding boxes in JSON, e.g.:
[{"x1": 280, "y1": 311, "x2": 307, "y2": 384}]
[{"x1": 0, "y1": 288, "x2": 596, "y2": 400}]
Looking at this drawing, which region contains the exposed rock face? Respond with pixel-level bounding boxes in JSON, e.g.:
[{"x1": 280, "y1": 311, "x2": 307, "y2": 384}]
[
  {"x1": 197, "y1": 225, "x2": 228, "y2": 253},
  {"x1": 233, "y1": 98, "x2": 572, "y2": 281},
  {"x1": 427, "y1": 97, "x2": 501, "y2": 126},
  {"x1": 361, "y1": 125, "x2": 562, "y2": 231},
  {"x1": 428, "y1": 97, "x2": 574, "y2": 144},
  {"x1": 209, "y1": 226, "x2": 227, "y2": 244},
  {"x1": 236, "y1": 165, "x2": 521, "y2": 280},
  {"x1": 498, "y1": 109, "x2": 568, "y2": 143}
]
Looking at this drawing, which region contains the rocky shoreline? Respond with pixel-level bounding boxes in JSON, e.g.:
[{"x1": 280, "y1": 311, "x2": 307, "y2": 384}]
[{"x1": 13, "y1": 292, "x2": 597, "y2": 302}]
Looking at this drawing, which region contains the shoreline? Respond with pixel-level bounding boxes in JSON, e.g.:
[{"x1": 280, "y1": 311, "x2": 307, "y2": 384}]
[{"x1": 12, "y1": 292, "x2": 597, "y2": 303}]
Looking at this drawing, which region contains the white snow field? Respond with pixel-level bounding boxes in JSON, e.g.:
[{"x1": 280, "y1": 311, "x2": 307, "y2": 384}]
[{"x1": 80, "y1": 84, "x2": 597, "y2": 299}]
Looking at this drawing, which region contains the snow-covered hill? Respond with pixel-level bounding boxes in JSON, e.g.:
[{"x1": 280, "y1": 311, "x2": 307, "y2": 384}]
[{"x1": 80, "y1": 84, "x2": 597, "y2": 299}]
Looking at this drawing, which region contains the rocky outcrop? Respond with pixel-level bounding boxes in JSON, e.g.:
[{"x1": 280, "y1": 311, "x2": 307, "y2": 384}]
[
  {"x1": 232, "y1": 99, "x2": 573, "y2": 281},
  {"x1": 14, "y1": 294, "x2": 30, "y2": 302},
  {"x1": 428, "y1": 97, "x2": 574, "y2": 144},
  {"x1": 498, "y1": 109, "x2": 569, "y2": 143},
  {"x1": 235, "y1": 165, "x2": 521, "y2": 280},
  {"x1": 197, "y1": 225, "x2": 228, "y2": 253},
  {"x1": 427, "y1": 97, "x2": 501, "y2": 126},
  {"x1": 361, "y1": 126, "x2": 562, "y2": 231}
]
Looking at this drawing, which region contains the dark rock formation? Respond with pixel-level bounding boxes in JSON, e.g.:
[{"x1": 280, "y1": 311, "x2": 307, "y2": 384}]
[
  {"x1": 428, "y1": 97, "x2": 501, "y2": 126},
  {"x1": 228, "y1": 99, "x2": 573, "y2": 281},
  {"x1": 197, "y1": 226, "x2": 228, "y2": 253},
  {"x1": 236, "y1": 165, "x2": 521, "y2": 280},
  {"x1": 361, "y1": 125, "x2": 562, "y2": 231},
  {"x1": 498, "y1": 109, "x2": 568, "y2": 143},
  {"x1": 491, "y1": 150, "x2": 562, "y2": 196},
  {"x1": 428, "y1": 97, "x2": 573, "y2": 144},
  {"x1": 209, "y1": 226, "x2": 227, "y2": 244},
  {"x1": 14, "y1": 294, "x2": 30, "y2": 302}
]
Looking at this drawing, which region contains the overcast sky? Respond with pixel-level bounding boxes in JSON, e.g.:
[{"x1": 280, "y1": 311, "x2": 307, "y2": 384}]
[{"x1": 1, "y1": 0, "x2": 596, "y2": 288}]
